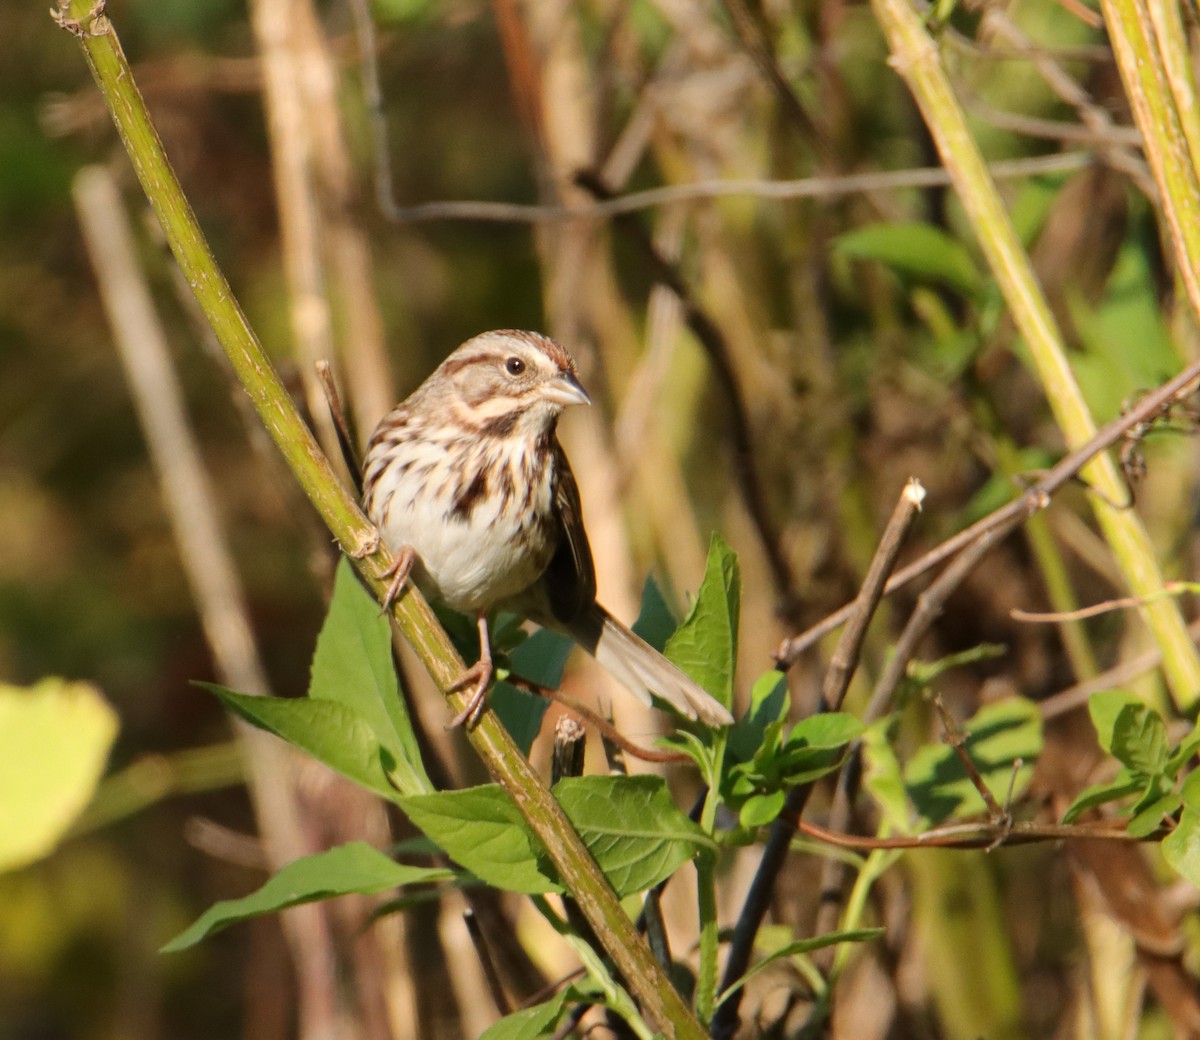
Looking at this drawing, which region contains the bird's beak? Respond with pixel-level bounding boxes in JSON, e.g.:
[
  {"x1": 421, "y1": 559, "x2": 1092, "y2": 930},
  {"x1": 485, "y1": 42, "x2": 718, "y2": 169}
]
[{"x1": 541, "y1": 371, "x2": 592, "y2": 408}]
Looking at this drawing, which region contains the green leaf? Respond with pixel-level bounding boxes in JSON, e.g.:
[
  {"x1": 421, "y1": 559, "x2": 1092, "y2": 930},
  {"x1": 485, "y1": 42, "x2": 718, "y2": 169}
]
[
  {"x1": 861, "y1": 719, "x2": 911, "y2": 832},
  {"x1": 554, "y1": 775, "x2": 715, "y2": 897},
  {"x1": 399, "y1": 786, "x2": 558, "y2": 894},
  {"x1": 1061, "y1": 770, "x2": 1145, "y2": 824},
  {"x1": 786, "y1": 712, "x2": 864, "y2": 750},
  {"x1": 717, "y1": 928, "x2": 884, "y2": 1006},
  {"x1": 727, "y1": 671, "x2": 790, "y2": 762},
  {"x1": 1128, "y1": 792, "x2": 1180, "y2": 837},
  {"x1": 0, "y1": 678, "x2": 119, "y2": 872},
  {"x1": 632, "y1": 574, "x2": 679, "y2": 652},
  {"x1": 1164, "y1": 808, "x2": 1200, "y2": 886},
  {"x1": 739, "y1": 790, "x2": 787, "y2": 828},
  {"x1": 835, "y1": 222, "x2": 982, "y2": 297},
  {"x1": 905, "y1": 697, "x2": 1042, "y2": 824},
  {"x1": 162, "y1": 842, "x2": 453, "y2": 951},
  {"x1": 478, "y1": 989, "x2": 573, "y2": 1040},
  {"x1": 491, "y1": 681, "x2": 549, "y2": 757},
  {"x1": 207, "y1": 686, "x2": 398, "y2": 801},
  {"x1": 665, "y1": 534, "x2": 740, "y2": 710},
  {"x1": 1088, "y1": 690, "x2": 1143, "y2": 755},
  {"x1": 507, "y1": 628, "x2": 574, "y2": 690},
  {"x1": 1179, "y1": 769, "x2": 1200, "y2": 810},
  {"x1": 311, "y1": 560, "x2": 432, "y2": 795},
  {"x1": 1111, "y1": 704, "x2": 1169, "y2": 776}
]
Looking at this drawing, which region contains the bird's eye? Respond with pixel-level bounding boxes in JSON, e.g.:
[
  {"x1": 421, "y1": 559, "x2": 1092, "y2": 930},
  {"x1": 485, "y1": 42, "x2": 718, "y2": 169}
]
[{"x1": 504, "y1": 356, "x2": 525, "y2": 376}]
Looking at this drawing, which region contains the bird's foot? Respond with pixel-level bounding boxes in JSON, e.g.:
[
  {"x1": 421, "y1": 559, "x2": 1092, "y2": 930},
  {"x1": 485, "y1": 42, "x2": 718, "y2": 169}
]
[
  {"x1": 378, "y1": 545, "x2": 415, "y2": 614},
  {"x1": 447, "y1": 657, "x2": 493, "y2": 729}
]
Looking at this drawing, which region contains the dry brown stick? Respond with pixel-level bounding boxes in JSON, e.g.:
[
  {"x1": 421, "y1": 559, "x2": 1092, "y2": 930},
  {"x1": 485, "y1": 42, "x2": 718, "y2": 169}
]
[
  {"x1": 932, "y1": 695, "x2": 1008, "y2": 822},
  {"x1": 821, "y1": 478, "x2": 926, "y2": 712},
  {"x1": 72, "y1": 165, "x2": 341, "y2": 1038},
  {"x1": 776, "y1": 357, "x2": 1200, "y2": 666}
]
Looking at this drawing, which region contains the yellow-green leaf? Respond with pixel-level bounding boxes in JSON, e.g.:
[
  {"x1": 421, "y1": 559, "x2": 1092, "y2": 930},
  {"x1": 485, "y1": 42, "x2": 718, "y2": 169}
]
[{"x1": 0, "y1": 678, "x2": 118, "y2": 871}]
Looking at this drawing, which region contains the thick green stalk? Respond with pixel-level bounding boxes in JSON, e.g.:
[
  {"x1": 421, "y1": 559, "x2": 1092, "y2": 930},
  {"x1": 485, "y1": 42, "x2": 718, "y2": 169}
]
[
  {"x1": 1102, "y1": 0, "x2": 1200, "y2": 323},
  {"x1": 869, "y1": 0, "x2": 1200, "y2": 708},
  {"x1": 57, "y1": 5, "x2": 705, "y2": 1035}
]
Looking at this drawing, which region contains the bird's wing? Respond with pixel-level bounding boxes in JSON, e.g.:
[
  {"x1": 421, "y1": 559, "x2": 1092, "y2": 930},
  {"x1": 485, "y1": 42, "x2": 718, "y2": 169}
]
[{"x1": 542, "y1": 442, "x2": 596, "y2": 626}]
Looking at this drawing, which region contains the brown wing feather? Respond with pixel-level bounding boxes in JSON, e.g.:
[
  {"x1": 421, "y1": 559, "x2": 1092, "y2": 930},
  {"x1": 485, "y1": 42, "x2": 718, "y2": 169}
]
[{"x1": 543, "y1": 443, "x2": 596, "y2": 626}]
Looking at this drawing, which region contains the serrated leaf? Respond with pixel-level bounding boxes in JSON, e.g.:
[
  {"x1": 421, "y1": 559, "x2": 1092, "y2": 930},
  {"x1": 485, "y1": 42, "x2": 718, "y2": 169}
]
[
  {"x1": 162, "y1": 842, "x2": 453, "y2": 951},
  {"x1": 206, "y1": 685, "x2": 398, "y2": 801},
  {"x1": 554, "y1": 775, "x2": 715, "y2": 897},
  {"x1": 835, "y1": 222, "x2": 982, "y2": 297},
  {"x1": 665, "y1": 534, "x2": 740, "y2": 710},
  {"x1": 905, "y1": 697, "x2": 1042, "y2": 824},
  {"x1": 1163, "y1": 808, "x2": 1200, "y2": 887},
  {"x1": 399, "y1": 785, "x2": 557, "y2": 894},
  {"x1": 0, "y1": 678, "x2": 119, "y2": 872},
  {"x1": 310, "y1": 560, "x2": 431, "y2": 794}
]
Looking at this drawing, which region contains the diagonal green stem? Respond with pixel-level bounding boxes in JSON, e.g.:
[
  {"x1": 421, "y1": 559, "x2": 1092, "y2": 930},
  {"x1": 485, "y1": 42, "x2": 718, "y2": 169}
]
[
  {"x1": 56, "y1": 4, "x2": 705, "y2": 1035},
  {"x1": 869, "y1": 0, "x2": 1200, "y2": 709},
  {"x1": 1101, "y1": 0, "x2": 1200, "y2": 322}
]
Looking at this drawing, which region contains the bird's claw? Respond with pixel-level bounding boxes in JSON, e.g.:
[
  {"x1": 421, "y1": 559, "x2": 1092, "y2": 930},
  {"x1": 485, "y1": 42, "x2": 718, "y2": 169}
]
[
  {"x1": 447, "y1": 658, "x2": 493, "y2": 729},
  {"x1": 378, "y1": 545, "x2": 415, "y2": 614}
]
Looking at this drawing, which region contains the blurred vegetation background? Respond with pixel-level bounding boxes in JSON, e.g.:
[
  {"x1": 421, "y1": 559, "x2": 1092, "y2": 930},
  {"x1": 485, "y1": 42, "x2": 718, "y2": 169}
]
[{"x1": 3, "y1": 0, "x2": 1200, "y2": 1037}]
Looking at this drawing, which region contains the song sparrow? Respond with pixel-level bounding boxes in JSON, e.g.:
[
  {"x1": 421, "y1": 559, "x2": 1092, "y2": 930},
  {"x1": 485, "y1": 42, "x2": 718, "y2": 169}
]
[{"x1": 362, "y1": 330, "x2": 733, "y2": 728}]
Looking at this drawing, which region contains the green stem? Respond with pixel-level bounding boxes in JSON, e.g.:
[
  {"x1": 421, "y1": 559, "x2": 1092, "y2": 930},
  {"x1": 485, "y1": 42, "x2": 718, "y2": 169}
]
[
  {"x1": 694, "y1": 854, "x2": 719, "y2": 1024},
  {"x1": 869, "y1": 0, "x2": 1200, "y2": 709},
  {"x1": 57, "y1": 5, "x2": 705, "y2": 1035}
]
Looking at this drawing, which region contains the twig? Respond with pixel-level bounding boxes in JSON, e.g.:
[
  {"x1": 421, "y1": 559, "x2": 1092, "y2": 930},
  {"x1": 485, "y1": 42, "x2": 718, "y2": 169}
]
[
  {"x1": 932, "y1": 695, "x2": 1007, "y2": 822},
  {"x1": 1037, "y1": 612, "x2": 1200, "y2": 719},
  {"x1": 364, "y1": 152, "x2": 1096, "y2": 224},
  {"x1": 464, "y1": 910, "x2": 511, "y2": 1016},
  {"x1": 317, "y1": 359, "x2": 363, "y2": 493},
  {"x1": 1012, "y1": 583, "x2": 1191, "y2": 624},
  {"x1": 775, "y1": 359, "x2": 1200, "y2": 665},
  {"x1": 818, "y1": 478, "x2": 926, "y2": 711},
  {"x1": 799, "y1": 817, "x2": 1149, "y2": 850},
  {"x1": 551, "y1": 716, "x2": 588, "y2": 786}
]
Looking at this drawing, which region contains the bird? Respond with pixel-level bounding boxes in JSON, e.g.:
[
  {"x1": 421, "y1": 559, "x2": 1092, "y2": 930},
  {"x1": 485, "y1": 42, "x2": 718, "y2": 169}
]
[{"x1": 361, "y1": 329, "x2": 733, "y2": 728}]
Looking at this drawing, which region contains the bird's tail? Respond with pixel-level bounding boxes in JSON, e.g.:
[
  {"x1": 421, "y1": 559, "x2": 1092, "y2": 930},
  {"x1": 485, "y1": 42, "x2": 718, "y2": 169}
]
[{"x1": 568, "y1": 603, "x2": 733, "y2": 726}]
